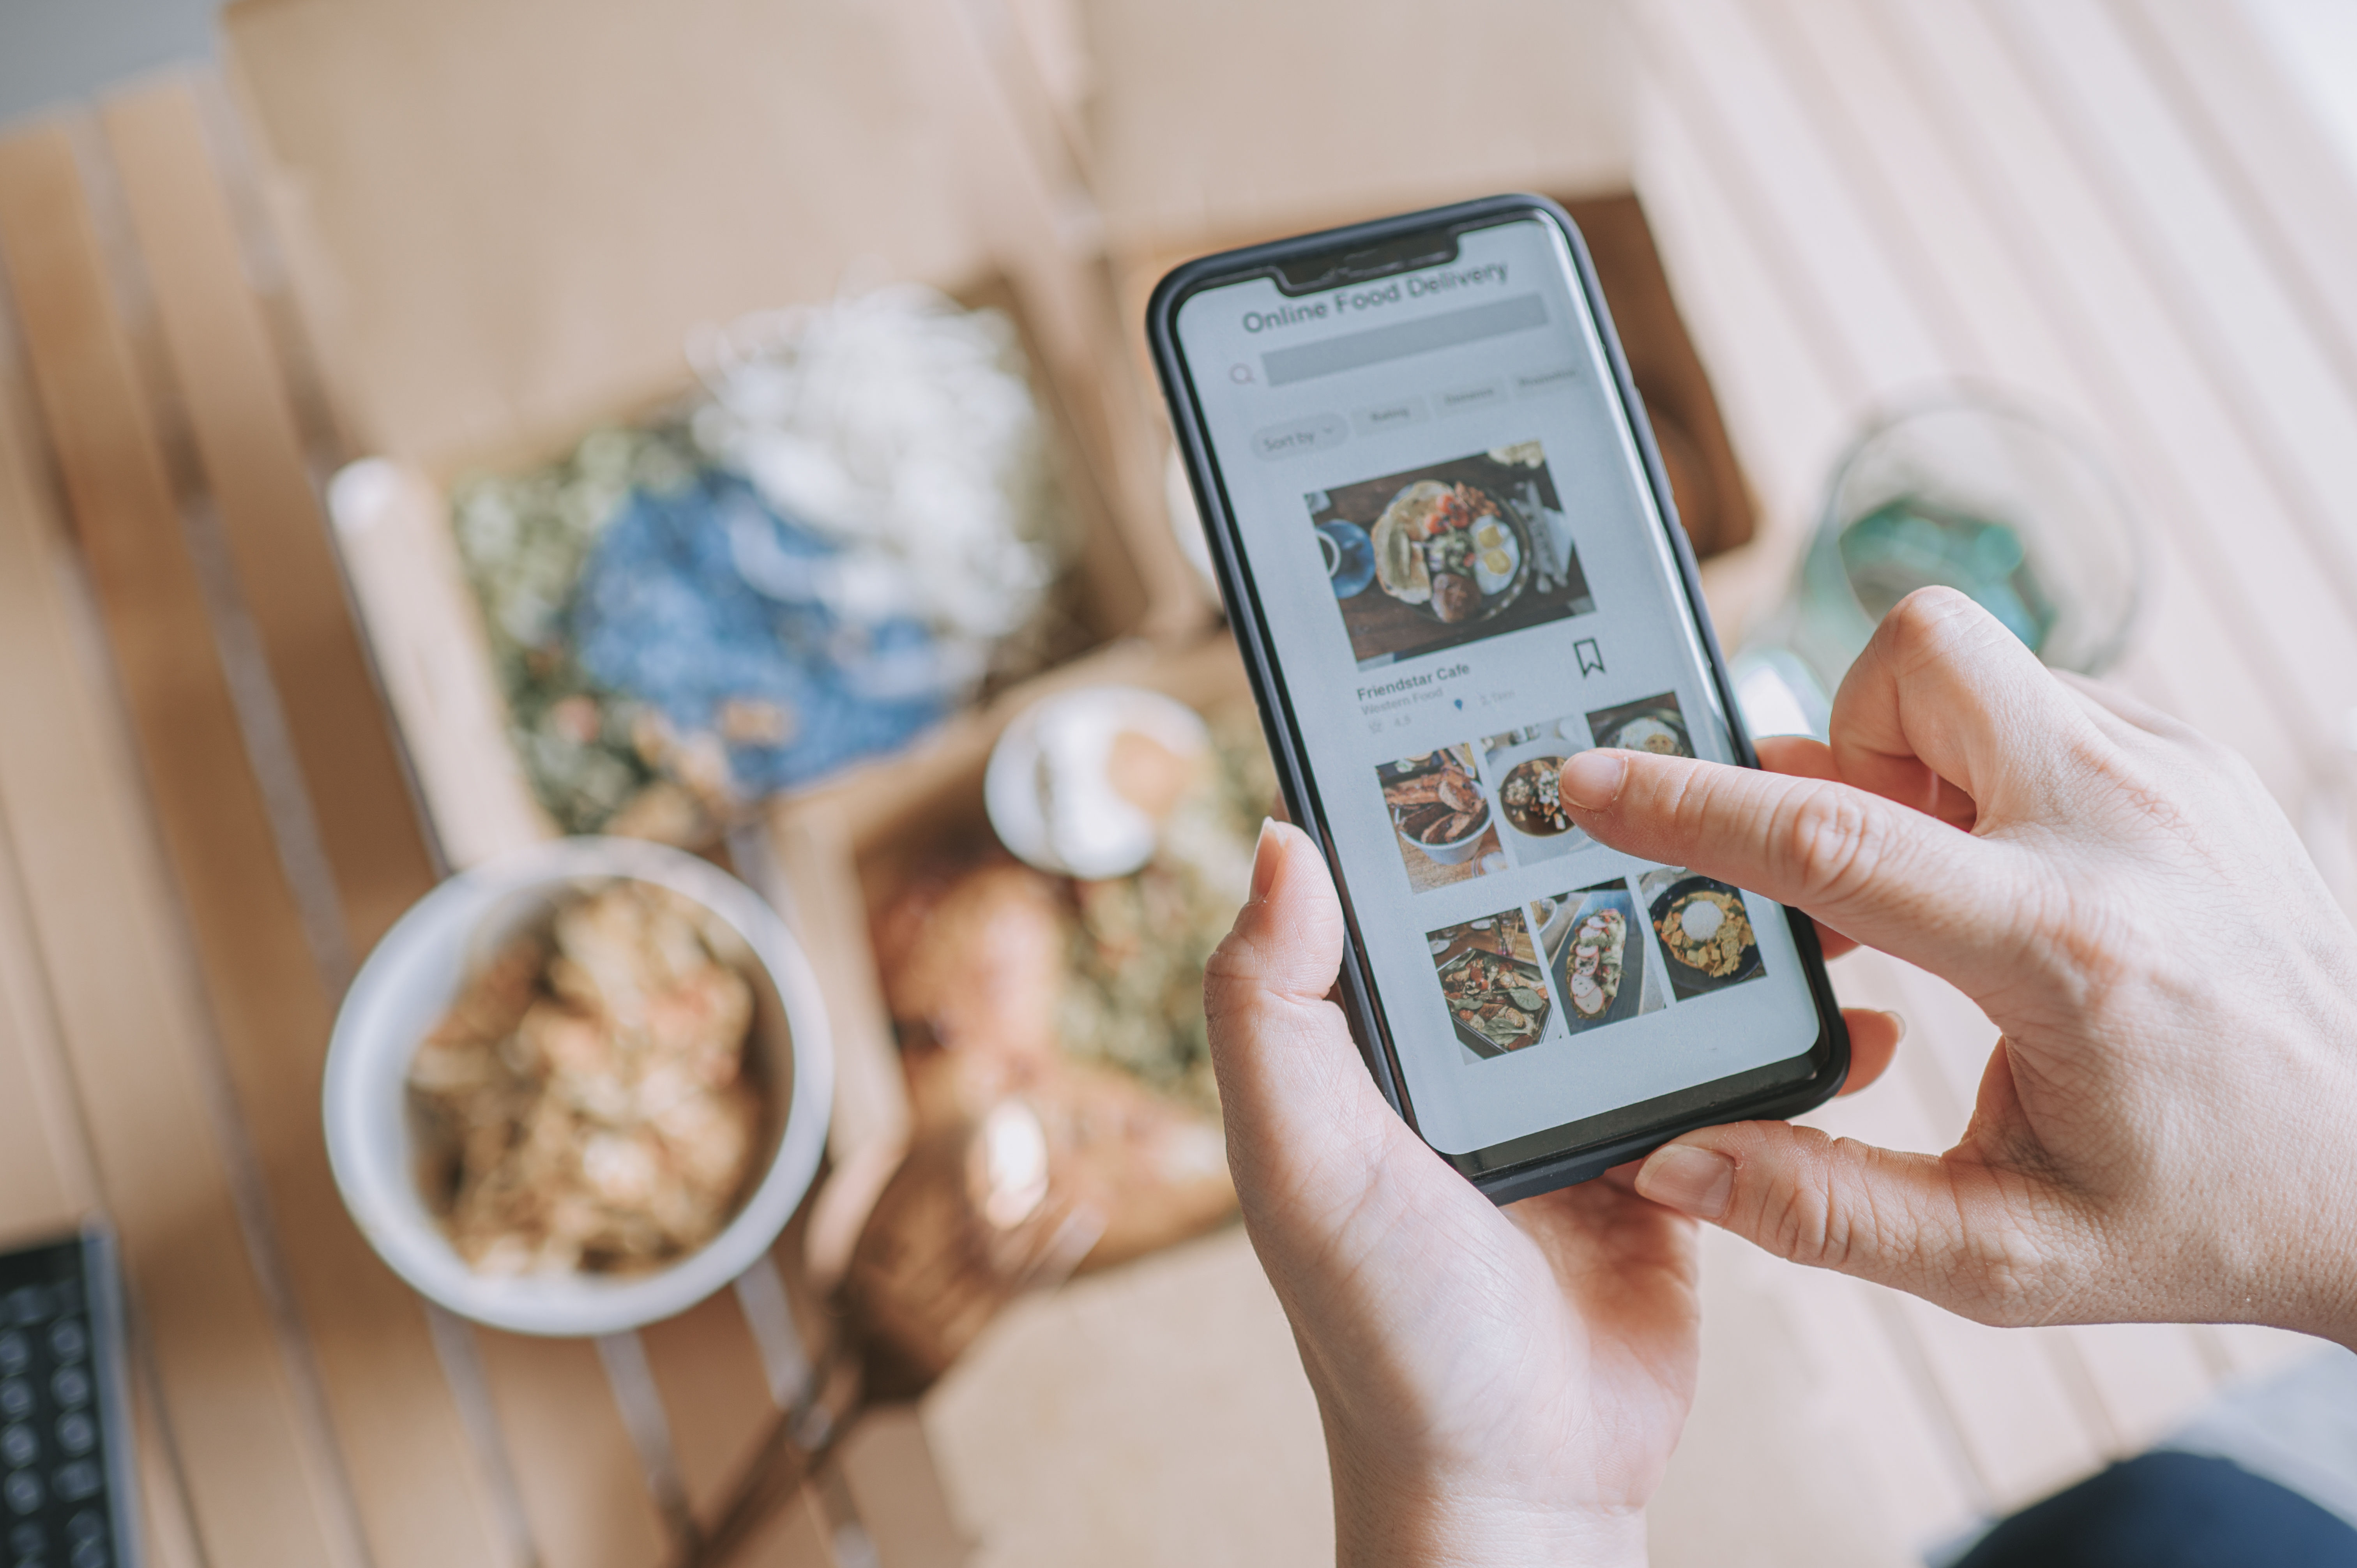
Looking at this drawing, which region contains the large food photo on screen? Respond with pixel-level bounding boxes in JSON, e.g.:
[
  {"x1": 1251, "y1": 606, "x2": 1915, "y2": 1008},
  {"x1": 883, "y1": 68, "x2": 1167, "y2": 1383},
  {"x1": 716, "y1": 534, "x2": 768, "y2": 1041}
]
[{"x1": 1307, "y1": 441, "x2": 1593, "y2": 668}]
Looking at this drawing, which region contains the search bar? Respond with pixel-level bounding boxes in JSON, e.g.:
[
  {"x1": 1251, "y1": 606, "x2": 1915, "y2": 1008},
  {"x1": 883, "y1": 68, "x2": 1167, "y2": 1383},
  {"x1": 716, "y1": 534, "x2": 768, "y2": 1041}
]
[{"x1": 1260, "y1": 294, "x2": 1549, "y2": 388}]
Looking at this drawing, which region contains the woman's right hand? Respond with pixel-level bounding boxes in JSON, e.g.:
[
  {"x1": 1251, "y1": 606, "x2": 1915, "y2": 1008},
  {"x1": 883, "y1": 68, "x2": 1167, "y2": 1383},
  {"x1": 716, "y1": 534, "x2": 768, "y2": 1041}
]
[{"x1": 1558, "y1": 586, "x2": 2357, "y2": 1348}]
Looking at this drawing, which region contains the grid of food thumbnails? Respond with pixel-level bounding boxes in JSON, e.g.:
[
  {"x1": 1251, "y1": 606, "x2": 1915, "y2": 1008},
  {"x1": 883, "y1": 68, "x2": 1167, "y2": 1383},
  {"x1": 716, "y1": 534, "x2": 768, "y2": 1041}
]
[{"x1": 1392, "y1": 692, "x2": 1769, "y2": 1063}]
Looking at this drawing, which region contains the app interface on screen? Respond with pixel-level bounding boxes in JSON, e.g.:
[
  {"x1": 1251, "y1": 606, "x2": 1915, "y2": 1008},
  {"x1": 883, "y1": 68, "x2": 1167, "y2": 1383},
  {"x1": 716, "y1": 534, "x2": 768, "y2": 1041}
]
[{"x1": 1176, "y1": 217, "x2": 1820, "y2": 1156}]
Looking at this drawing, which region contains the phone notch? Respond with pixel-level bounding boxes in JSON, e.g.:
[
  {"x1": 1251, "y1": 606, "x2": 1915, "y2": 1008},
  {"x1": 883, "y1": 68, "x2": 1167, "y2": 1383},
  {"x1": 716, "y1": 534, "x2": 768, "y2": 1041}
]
[{"x1": 1273, "y1": 228, "x2": 1461, "y2": 296}]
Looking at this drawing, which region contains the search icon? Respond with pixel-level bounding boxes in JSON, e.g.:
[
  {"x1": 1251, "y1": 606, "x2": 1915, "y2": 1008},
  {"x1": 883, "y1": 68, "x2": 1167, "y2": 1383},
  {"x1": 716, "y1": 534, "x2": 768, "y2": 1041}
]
[{"x1": 1230, "y1": 364, "x2": 1255, "y2": 385}]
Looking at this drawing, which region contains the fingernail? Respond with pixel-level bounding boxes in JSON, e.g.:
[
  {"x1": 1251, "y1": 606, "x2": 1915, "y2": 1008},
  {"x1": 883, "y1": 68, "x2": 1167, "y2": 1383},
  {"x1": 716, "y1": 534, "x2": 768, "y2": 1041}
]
[
  {"x1": 1249, "y1": 818, "x2": 1281, "y2": 904},
  {"x1": 1558, "y1": 750, "x2": 1627, "y2": 811},
  {"x1": 1880, "y1": 1009, "x2": 1907, "y2": 1044},
  {"x1": 1636, "y1": 1142, "x2": 1734, "y2": 1220}
]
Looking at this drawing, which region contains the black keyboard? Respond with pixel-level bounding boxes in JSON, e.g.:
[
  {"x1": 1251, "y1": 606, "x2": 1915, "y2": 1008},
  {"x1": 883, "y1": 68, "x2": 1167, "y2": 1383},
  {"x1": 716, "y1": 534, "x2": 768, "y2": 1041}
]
[{"x1": 2, "y1": 1229, "x2": 137, "y2": 1568}]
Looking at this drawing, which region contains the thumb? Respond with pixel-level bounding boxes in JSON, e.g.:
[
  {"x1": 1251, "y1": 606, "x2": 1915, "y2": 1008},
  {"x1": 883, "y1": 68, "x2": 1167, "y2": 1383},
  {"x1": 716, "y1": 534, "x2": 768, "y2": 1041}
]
[
  {"x1": 1206, "y1": 818, "x2": 1346, "y2": 1013},
  {"x1": 1631, "y1": 1120, "x2": 2048, "y2": 1321},
  {"x1": 1203, "y1": 821, "x2": 1410, "y2": 1197}
]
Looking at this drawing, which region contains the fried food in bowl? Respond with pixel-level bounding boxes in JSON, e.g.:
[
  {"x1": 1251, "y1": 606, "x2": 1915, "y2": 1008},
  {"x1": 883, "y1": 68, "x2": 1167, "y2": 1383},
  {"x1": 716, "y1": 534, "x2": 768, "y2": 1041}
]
[
  {"x1": 408, "y1": 881, "x2": 765, "y2": 1278},
  {"x1": 326, "y1": 838, "x2": 832, "y2": 1336}
]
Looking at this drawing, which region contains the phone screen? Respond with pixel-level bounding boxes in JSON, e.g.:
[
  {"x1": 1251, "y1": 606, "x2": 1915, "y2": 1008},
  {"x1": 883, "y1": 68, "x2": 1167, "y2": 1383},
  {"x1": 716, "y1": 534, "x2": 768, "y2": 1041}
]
[{"x1": 1170, "y1": 212, "x2": 1826, "y2": 1161}]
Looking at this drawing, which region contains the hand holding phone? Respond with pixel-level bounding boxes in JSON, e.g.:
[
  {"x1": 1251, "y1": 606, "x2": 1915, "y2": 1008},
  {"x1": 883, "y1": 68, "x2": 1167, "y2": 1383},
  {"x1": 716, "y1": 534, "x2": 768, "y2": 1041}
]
[
  {"x1": 1205, "y1": 814, "x2": 1906, "y2": 1564},
  {"x1": 1152, "y1": 196, "x2": 1847, "y2": 1198},
  {"x1": 1205, "y1": 818, "x2": 1697, "y2": 1568}
]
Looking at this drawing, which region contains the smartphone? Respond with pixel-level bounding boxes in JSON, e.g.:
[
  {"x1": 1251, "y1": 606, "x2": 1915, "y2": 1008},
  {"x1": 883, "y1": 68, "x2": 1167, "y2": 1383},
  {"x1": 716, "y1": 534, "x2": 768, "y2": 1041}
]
[{"x1": 1149, "y1": 194, "x2": 1847, "y2": 1201}]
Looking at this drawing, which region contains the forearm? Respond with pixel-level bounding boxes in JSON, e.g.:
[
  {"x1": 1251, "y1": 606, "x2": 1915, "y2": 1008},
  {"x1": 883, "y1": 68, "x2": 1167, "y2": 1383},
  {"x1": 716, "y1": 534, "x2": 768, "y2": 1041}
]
[
  {"x1": 2278, "y1": 1169, "x2": 2357, "y2": 1356},
  {"x1": 2232, "y1": 1056, "x2": 2357, "y2": 1354},
  {"x1": 1328, "y1": 1450, "x2": 1649, "y2": 1568}
]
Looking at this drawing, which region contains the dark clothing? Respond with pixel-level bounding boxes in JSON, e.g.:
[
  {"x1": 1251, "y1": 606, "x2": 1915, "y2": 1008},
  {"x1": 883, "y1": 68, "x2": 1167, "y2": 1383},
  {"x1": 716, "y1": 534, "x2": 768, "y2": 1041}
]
[{"x1": 1958, "y1": 1451, "x2": 2357, "y2": 1568}]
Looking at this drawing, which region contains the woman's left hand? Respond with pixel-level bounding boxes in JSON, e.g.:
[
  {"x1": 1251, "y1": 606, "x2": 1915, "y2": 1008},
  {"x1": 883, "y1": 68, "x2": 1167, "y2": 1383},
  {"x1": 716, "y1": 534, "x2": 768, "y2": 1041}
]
[
  {"x1": 1205, "y1": 821, "x2": 1690, "y2": 1567},
  {"x1": 1206, "y1": 820, "x2": 1904, "y2": 1565}
]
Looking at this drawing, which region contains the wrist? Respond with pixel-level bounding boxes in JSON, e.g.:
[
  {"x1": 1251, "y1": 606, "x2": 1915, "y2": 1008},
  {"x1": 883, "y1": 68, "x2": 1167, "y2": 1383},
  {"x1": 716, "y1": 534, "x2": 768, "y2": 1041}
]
[
  {"x1": 2246, "y1": 1049, "x2": 2357, "y2": 1352},
  {"x1": 1330, "y1": 1470, "x2": 1647, "y2": 1568},
  {"x1": 2302, "y1": 1215, "x2": 2357, "y2": 1356}
]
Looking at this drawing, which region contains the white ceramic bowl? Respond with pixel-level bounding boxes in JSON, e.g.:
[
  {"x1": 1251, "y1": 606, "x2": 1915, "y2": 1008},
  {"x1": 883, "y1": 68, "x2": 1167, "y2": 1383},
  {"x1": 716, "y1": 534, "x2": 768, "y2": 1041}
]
[
  {"x1": 324, "y1": 837, "x2": 833, "y2": 1337},
  {"x1": 984, "y1": 684, "x2": 1210, "y2": 879}
]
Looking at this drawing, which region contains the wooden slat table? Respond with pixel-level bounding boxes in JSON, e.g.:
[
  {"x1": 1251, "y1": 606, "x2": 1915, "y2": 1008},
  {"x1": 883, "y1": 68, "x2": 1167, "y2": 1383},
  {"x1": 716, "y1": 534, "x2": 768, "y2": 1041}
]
[
  {"x1": 1626, "y1": 0, "x2": 2341, "y2": 1552},
  {"x1": 0, "y1": 78, "x2": 851, "y2": 1568}
]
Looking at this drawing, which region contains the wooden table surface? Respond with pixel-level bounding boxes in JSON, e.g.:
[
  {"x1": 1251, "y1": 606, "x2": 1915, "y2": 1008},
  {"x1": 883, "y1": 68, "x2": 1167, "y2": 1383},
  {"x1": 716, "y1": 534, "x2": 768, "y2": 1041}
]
[
  {"x1": 1624, "y1": 0, "x2": 2345, "y2": 1556},
  {"x1": 0, "y1": 76, "x2": 876, "y2": 1568},
  {"x1": 1, "y1": 5, "x2": 2351, "y2": 1568}
]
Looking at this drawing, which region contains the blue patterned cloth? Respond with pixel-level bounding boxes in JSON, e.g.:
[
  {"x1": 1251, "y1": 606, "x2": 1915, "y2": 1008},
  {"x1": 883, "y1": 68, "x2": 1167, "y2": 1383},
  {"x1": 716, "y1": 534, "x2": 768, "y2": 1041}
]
[{"x1": 572, "y1": 470, "x2": 947, "y2": 796}]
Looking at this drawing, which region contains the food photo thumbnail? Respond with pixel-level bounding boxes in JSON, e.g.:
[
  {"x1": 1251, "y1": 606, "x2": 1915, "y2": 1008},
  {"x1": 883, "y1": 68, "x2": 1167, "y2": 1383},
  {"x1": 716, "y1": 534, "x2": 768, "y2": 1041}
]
[
  {"x1": 1426, "y1": 907, "x2": 1555, "y2": 1061},
  {"x1": 1481, "y1": 715, "x2": 1589, "y2": 863},
  {"x1": 1377, "y1": 744, "x2": 1509, "y2": 892},
  {"x1": 1637, "y1": 866, "x2": 1765, "y2": 1001},
  {"x1": 1583, "y1": 690, "x2": 1693, "y2": 758},
  {"x1": 1532, "y1": 877, "x2": 1668, "y2": 1036},
  {"x1": 1309, "y1": 441, "x2": 1593, "y2": 669},
  {"x1": 1582, "y1": 690, "x2": 1693, "y2": 759}
]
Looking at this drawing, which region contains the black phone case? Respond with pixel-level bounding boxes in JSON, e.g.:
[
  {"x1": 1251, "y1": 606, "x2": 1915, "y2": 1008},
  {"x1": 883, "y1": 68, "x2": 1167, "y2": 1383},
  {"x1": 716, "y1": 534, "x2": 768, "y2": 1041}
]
[{"x1": 1147, "y1": 193, "x2": 1849, "y2": 1202}]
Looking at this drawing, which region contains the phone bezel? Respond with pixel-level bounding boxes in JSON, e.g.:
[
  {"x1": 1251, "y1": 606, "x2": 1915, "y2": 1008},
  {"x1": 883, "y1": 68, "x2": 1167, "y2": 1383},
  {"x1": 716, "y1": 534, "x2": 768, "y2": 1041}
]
[{"x1": 1147, "y1": 194, "x2": 1849, "y2": 1201}]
